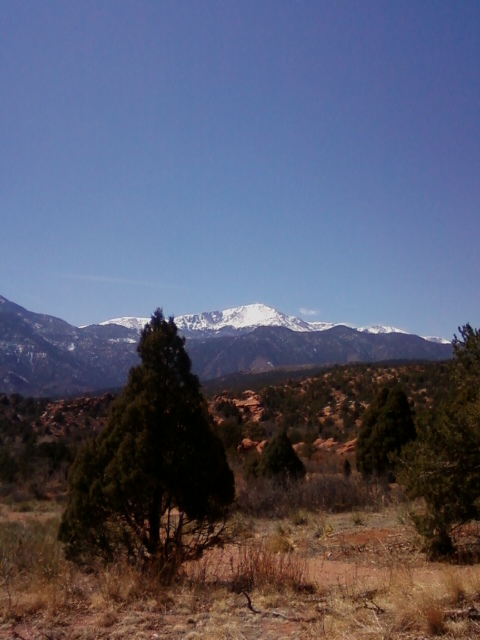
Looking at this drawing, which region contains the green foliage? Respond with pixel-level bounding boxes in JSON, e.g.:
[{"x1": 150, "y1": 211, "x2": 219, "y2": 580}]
[
  {"x1": 243, "y1": 421, "x2": 266, "y2": 441},
  {"x1": 0, "y1": 448, "x2": 18, "y2": 482},
  {"x1": 58, "y1": 309, "x2": 234, "y2": 575},
  {"x1": 217, "y1": 418, "x2": 244, "y2": 452},
  {"x1": 258, "y1": 430, "x2": 306, "y2": 482},
  {"x1": 214, "y1": 398, "x2": 241, "y2": 421},
  {"x1": 398, "y1": 406, "x2": 480, "y2": 557},
  {"x1": 356, "y1": 386, "x2": 415, "y2": 479},
  {"x1": 38, "y1": 440, "x2": 73, "y2": 474},
  {"x1": 453, "y1": 323, "x2": 480, "y2": 401},
  {"x1": 397, "y1": 325, "x2": 480, "y2": 558},
  {"x1": 243, "y1": 362, "x2": 450, "y2": 444},
  {"x1": 342, "y1": 458, "x2": 352, "y2": 478}
]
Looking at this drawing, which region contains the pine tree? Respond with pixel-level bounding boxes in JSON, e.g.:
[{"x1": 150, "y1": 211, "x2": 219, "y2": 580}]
[
  {"x1": 258, "y1": 430, "x2": 306, "y2": 482},
  {"x1": 398, "y1": 404, "x2": 480, "y2": 557},
  {"x1": 58, "y1": 309, "x2": 234, "y2": 576},
  {"x1": 397, "y1": 324, "x2": 480, "y2": 557},
  {"x1": 356, "y1": 386, "x2": 415, "y2": 479}
]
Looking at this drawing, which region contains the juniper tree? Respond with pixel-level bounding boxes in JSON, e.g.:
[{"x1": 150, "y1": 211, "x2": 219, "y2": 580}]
[
  {"x1": 58, "y1": 309, "x2": 234, "y2": 577},
  {"x1": 398, "y1": 404, "x2": 480, "y2": 557},
  {"x1": 258, "y1": 430, "x2": 306, "y2": 482},
  {"x1": 356, "y1": 386, "x2": 415, "y2": 479},
  {"x1": 397, "y1": 324, "x2": 480, "y2": 557}
]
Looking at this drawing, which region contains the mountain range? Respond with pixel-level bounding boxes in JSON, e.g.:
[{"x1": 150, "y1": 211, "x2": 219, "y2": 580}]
[
  {"x1": 0, "y1": 296, "x2": 452, "y2": 397},
  {"x1": 100, "y1": 302, "x2": 449, "y2": 342}
]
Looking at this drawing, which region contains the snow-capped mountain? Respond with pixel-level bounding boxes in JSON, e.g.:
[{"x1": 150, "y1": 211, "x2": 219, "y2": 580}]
[
  {"x1": 174, "y1": 303, "x2": 319, "y2": 336},
  {"x1": 0, "y1": 295, "x2": 452, "y2": 396},
  {"x1": 99, "y1": 303, "x2": 317, "y2": 337},
  {"x1": 357, "y1": 325, "x2": 407, "y2": 335},
  {"x1": 422, "y1": 335, "x2": 451, "y2": 345},
  {"x1": 98, "y1": 316, "x2": 150, "y2": 332},
  {"x1": 99, "y1": 303, "x2": 447, "y2": 344},
  {"x1": 98, "y1": 303, "x2": 334, "y2": 338}
]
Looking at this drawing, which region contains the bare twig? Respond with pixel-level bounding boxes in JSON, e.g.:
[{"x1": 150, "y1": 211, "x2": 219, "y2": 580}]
[
  {"x1": 241, "y1": 590, "x2": 317, "y2": 622},
  {"x1": 241, "y1": 590, "x2": 260, "y2": 614}
]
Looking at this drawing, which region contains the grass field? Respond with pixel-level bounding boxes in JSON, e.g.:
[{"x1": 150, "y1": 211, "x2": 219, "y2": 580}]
[{"x1": 2, "y1": 495, "x2": 480, "y2": 640}]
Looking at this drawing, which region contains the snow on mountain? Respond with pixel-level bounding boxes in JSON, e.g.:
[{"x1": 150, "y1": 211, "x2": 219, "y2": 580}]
[
  {"x1": 358, "y1": 325, "x2": 449, "y2": 344},
  {"x1": 97, "y1": 303, "x2": 449, "y2": 343},
  {"x1": 98, "y1": 304, "x2": 315, "y2": 335},
  {"x1": 357, "y1": 325, "x2": 407, "y2": 335},
  {"x1": 306, "y1": 321, "x2": 338, "y2": 331},
  {"x1": 174, "y1": 303, "x2": 314, "y2": 334},
  {"x1": 422, "y1": 335, "x2": 451, "y2": 345},
  {"x1": 98, "y1": 316, "x2": 150, "y2": 332}
]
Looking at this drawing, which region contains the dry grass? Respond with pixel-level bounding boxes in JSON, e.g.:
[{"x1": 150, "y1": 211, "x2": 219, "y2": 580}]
[
  {"x1": 235, "y1": 471, "x2": 392, "y2": 518},
  {"x1": 229, "y1": 539, "x2": 310, "y2": 593},
  {"x1": 2, "y1": 503, "x2": 480, "y2": 639}
]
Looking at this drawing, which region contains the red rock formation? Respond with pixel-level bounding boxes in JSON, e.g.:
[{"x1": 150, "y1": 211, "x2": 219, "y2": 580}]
[{"x1": 237, "y1": 438, "x2": 260, "y2": 453}]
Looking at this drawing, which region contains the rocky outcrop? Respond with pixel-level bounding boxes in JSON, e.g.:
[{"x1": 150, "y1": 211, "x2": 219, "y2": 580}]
[
  {"x1": 230, "y1": 391, "x2": 264, "y2": 422},
  {"x1": 35, "y1": 393, "x2": 114, "y2": 439},
  {"x1": 237, "y1": 437, "x2": 268, "y2": 454},
  {"x1": 313, "y1": 437, "x2": 357, "y2": 455}
]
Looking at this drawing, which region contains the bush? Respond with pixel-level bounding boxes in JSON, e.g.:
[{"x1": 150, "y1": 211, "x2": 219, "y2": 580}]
[
  {"x1": 258, "y1": 431, "x2": 305, "y2": 483},
  {"x1": 217, "y1": 418, "x2": 244, "y2": 453},
  {"x1": 0, "y1": 448, "x2": 18, "y2": 483},
  {"x1": 235, "y1": 473, "x2": 389, "y2": 518}
]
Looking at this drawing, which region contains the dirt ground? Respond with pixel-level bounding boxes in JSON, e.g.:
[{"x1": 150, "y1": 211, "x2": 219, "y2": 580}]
[{"x1": 2, "y1": 507, "x2": 480, "y2": 639}]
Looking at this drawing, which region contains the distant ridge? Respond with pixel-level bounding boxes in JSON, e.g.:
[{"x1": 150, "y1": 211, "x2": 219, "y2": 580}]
[{"x1": 0, "y1": 296, "x2": 452, "y2": 396}]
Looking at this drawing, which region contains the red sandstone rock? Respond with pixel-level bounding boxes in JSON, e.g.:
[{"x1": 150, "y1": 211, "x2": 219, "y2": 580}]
[{"x1": 237, "y1": 438, "x2": 260, "y2": 453}]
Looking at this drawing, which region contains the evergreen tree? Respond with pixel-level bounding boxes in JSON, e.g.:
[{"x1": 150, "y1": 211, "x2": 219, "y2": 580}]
[
  {"x1": 397, "y1": 324, "x2": 480, "y2": 557},
  {"x1": 398, "y1": 404, "x2": 480, "y2": 557},
  {"x1": 258, "y1": 430, "x2": 306, "y2": 482},
  {"x1": 452, "y1": 323, "x2": 480, "y2": 400},
  {"x1": 356, "y1": 386, "x2": 415, "y2": 479},
  {"x1": 58, "y1": 309, "x2": 234, "y2": 576}
]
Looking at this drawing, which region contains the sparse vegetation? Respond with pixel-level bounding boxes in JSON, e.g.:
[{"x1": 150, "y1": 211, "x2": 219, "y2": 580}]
[
  {"x1": 2, "y1": 504, "x2": 480, "y2": 638},
  {"x1": 3, "y1": 349, "x2": 480, "y2": 637}
]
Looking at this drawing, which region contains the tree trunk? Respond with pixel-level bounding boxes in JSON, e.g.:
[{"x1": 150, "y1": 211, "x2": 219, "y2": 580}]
[{"x1": 147, "y1": 490, "x2": 162, "y2": 556}]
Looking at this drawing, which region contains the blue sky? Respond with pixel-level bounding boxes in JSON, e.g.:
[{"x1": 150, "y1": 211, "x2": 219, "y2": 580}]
[{"x1": 1, "y1": 1, "x2": 479, "y2": 339}]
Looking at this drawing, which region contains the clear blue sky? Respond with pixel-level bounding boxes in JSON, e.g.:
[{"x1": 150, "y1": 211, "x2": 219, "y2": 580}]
[{"x1": 1, "y1": 1, "x2": 479, "y2": 339}]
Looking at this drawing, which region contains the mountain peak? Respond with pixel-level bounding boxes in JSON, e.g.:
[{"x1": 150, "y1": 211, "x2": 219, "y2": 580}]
[
  {"x1": 358, "y1": 325, "x2": 407, "y2": 335},
  {"x1": 173, "y1": 303, "x2": 314, "y2": 336},
  {"x1": 96, "y1": 302, "x2": 448, "y2": 344},
  {"x1": 0, "y1": 294, "x2": 453, "y2": 396},
  {"x1": 98, "y1": 316, "x2": 150, "y2": 332}
]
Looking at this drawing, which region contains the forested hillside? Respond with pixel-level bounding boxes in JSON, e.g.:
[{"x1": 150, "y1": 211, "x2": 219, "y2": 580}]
[
  {"x1": 0, "y1": 360, "x2": 452, "y2": 501},
  {"x1": 211, "y1": 361, "x2": 451, "y2": 448}
]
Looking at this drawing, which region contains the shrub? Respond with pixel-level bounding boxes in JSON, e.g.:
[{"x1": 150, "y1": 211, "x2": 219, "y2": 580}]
[
  {"x1": 258, "y1": 430, "x2": 305, "y2": 483},
  {"x1": 0, "y1": 448, "x2": 18, "y2": 483},
  {"x1": 217, "y1": 418, "x2": 244, "y2": 453}
]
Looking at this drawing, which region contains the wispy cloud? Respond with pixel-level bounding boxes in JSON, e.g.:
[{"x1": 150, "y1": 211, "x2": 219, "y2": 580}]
[
  {"x1": 299, "y1": 307, "x2": 318, "y2": 317},
  {"x1": 49, "y1": 271, "x2": 179, "y2": 289}
]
